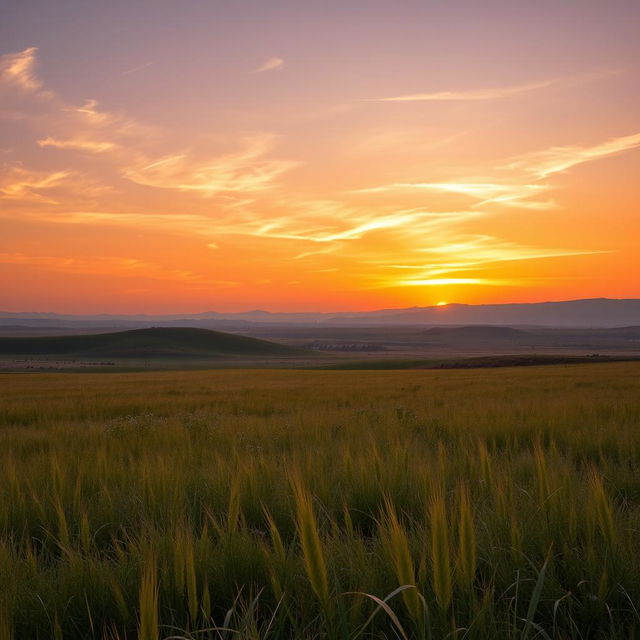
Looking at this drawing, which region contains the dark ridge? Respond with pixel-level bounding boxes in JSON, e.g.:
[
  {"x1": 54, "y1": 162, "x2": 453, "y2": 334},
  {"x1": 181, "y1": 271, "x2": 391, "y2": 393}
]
[
  {"x1": 0, "y1": 327, "x2": 303, "y2": 358},
  {"x1": 591, "y1": 325, "x2": 640, "y2": 337}
]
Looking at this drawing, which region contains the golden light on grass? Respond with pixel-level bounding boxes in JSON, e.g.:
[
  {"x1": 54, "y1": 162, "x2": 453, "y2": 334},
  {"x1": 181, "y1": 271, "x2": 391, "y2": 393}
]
[
  {"x1": 292, "y1": 476, "x2": 330, "y2": 608},
  {"x1": 137, "y1": 556, "x2": 159, "y2": 640},
  {"x1": 0, "y1": 364, "x2": 639, "y2": 637}
]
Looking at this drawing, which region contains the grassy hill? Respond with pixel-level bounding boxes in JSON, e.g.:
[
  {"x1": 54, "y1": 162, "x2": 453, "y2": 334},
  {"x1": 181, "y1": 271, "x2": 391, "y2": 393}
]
[{"x1": 0, "y1": 327, "x2": 303, "y2": 358}]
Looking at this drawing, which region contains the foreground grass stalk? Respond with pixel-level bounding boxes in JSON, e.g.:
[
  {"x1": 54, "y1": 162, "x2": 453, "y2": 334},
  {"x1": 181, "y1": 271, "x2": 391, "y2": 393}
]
[
  {"x1": 138, "y1": 555, "x2": 159, "y2": 640},
  {"x1": 429, "y1": 490, "x2": 452, "y2": 612},
  {"x1": 455, "y1": 483, "x2": 477, "y2": 593},
  {"x1": 291, "y1": 477, "x2": 330, "y2": 608},
  {"x1": 381, "y1": 498, "x2": 423, "y2": 628}
]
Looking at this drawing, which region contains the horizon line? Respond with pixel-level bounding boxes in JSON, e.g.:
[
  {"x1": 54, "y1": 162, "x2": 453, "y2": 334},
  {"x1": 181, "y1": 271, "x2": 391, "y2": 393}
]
[{"x1": 1, "y1": 296, "x2": 639, "y2": 317}]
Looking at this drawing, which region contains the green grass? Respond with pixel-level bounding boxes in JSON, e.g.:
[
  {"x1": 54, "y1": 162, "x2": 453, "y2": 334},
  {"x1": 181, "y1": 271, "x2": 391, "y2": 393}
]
[
  {"x1": 0, "y1": 327, "x2": 303, "y2": 358},
  {"x1": 1, "y1": 363, "x2": 640, "y2": 638}
]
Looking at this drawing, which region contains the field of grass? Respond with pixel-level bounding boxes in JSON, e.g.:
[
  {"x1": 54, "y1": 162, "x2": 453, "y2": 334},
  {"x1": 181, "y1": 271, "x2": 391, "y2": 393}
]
[{"x1": 2, "y1": 363, "x2": 640, "y2": 639}]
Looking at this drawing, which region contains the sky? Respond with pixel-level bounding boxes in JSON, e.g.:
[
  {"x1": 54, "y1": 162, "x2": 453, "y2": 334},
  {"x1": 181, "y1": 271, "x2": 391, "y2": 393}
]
[{"x1": 1, "y1": 0, "x2": 639, "y2": 313}]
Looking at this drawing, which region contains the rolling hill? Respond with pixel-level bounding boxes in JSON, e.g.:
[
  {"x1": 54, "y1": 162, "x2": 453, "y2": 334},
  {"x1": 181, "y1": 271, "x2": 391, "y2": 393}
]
[
  {"x1": 0, "y1": 327, "x2": 303, "y2": 358},
  {"x1": 419, "y1": 324, "x2": 640, "y2": 349},
  {"x1": 422, "y1": 325, "x2": 532, "y2": 344}
]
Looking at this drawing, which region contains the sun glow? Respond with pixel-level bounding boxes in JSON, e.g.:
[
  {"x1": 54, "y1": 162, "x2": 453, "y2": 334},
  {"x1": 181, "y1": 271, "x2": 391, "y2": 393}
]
[{"x1": 1, "y1": 3, "x2": 639, "y2": 313}]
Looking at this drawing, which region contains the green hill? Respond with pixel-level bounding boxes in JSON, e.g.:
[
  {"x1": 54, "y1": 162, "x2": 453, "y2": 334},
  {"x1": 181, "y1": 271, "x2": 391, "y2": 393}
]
[{"x1": 0, "y1": 327, "x2": 303, "y2": 358}]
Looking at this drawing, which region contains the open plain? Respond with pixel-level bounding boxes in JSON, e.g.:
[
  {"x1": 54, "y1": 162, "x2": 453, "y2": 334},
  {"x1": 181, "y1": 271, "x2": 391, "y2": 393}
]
[{"x1": 2, "y1": 362, "x2": 640, "y2": 639}]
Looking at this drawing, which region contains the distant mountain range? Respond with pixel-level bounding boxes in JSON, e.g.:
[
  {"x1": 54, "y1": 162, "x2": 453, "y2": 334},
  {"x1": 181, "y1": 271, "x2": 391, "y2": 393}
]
[{"x1": 2, "y1": 298, "x2": 640, "y2": 329}]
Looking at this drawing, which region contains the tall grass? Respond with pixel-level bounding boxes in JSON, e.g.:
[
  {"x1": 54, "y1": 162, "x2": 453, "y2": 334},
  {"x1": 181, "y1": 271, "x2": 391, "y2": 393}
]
[
  {"x1": 380, "y1": 497, "x2": 422, "y2": 628},
  {"x1": 291, "y1": 476, "x2": 329, "y2": 608},
  {"x1": 428, "y1": 490, "x2": 452, "y2": 613},
  {"x1": 455, "y1": 483, "x2": 476, "y2": 594},
  {"x1": 1, "y1": 363, "x2": 640, "y2": 638},
  {"x1": 138, "y1": 554, "x2": 159, "y2": 640}
]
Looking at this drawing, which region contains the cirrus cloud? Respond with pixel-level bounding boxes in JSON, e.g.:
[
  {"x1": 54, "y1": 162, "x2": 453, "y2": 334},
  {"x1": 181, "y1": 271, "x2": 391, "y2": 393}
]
[{"x1": 253, "y1": 56, "x2": 284, "y2": 73}]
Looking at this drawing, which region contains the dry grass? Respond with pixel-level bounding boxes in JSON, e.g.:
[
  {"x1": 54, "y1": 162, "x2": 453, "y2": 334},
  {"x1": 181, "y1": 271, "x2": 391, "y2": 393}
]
[{"x1": 1, "y1": 363, "x2": 640, "y2": 638}]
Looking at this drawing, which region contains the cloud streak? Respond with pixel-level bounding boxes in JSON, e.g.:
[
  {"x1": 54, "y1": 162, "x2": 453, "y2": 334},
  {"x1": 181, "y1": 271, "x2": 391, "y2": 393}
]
[
  {"x1": 370, "y1": 70, "x2": 620, "y2": 102},
  {"x1": 354, "y1": 131, "x2": 640, "y2": 214},
  {"x1": 0, "y1": 252, "x2": 238, "y2": 288},
  {"x1": 122, "y1": 61, "x2": 154, "y2": 76},
  {"x1": 0, "y1": 47, "x2": 45, "y2": 94},
  {"x1": 373, "y1": 79, "x2": 557, "y2": 103},
  {"x1": 1, "y1": 48, "x2": 296, "y2": 202},
  {"x1": 0, "y1": 166, "x2": 72, "y2": 203},
  {"x1": 254, "y1": 57, "x2": 284, "y2": 73},
  {"x1": 371, "y1": 236, "x2": 605, "y2": 289},
  {"x1": 353, "y1": 182, "x2": 556, "y2": 210},
  {"x1": 505, "y1": 132, "x2": 640, "y2": 178},
  {"x1": 38, "y1": 136, "x2": 117, "y2": 153},
  {"x1": 123, "y1": 135, "x2": 298, "y2": 195}
]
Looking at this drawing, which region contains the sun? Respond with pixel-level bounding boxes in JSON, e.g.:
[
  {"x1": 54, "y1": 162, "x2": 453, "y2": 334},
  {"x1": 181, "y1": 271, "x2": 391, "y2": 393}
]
[{"x1": 436, "y1": 301, "x2": 448, "y2": 306}]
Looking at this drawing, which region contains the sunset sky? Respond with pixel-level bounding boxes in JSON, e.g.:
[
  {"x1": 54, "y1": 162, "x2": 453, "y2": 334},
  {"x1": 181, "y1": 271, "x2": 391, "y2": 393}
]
[{"x1": 1, "y1": 0, "x2": 639, "y2": 313}]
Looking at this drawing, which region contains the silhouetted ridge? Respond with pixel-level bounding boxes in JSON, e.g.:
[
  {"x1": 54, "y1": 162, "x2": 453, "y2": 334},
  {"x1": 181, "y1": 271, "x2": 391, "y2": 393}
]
[{"x1": 0, "y1": 327, "x2": 301, "y2": 357}]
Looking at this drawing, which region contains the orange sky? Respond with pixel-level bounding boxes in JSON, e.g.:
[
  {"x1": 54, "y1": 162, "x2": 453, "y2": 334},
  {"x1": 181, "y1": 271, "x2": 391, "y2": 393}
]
[{"x1": 1, "y1": 1, "x2": 639, "y2": 313}]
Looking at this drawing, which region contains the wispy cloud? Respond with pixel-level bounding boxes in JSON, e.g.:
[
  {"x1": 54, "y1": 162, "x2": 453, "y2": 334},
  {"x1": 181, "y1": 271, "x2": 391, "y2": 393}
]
[
  {"x1": 0, "y1": 201, "x2": 477, "y2": 252},
  {"x1": 58, "y1": 98, "x2": 143, "y2": 136},
  {"x1": 0, "y1": 252, "x2": 238, "y2": 287},
  {"x1": 122, "y1": 61, "x2": 154, "y2": 76},
  {"x1": 0, "y1": 166, "x2": 72, "y2": 203},
  {"x1": 0, "y1": 164, "x2": 113, "y2": 205},
  {"x1": 373, "y1": 79, "x2": 557, "y2": 103},
  {"x1": 398, "y1": 277, "x2": 504, "y2": 286},
  {"x1": 1, "y1": 48, "x2": 295, "y2": 201},
  {"x1": 354, "y1": 130, "x2": 640, "y2": 214},
  {"x1": 10, "y1": 210, "x2": 225, "y2": 238},
  {"x1": 222, "y1": 205, "x2": 485, "y2": 248},
  {"x1": 505, "y1": 132, "x2": 640, "y2": 178},
  {"x1": 0, "y1": 47, "x2": 46, "y2": 94},
  {"x1": 0, "y1": 48, "x2": 152, "y2": 170},
  {"x1": 353, "y1": 181, "x2": 555, "y2": 210},
  {"x1": 419, "y1": 236, "x2": 603, "y2": 265},
  {"x1": 249, "y1": 210, "x2": 423, "y2": 243},
  {"x1": 254, "y1": 56, "x2": 284, "y2": 73},
  {"x1": 371, "y1": 235, "x2": 605, "y2": 289},
  {"x1": 38, "y1": 136, "x2": 117, "y2": 153},
  {"x1": 370, "y1": 70, "x2": 619, "y2": 102},
  {"x1": 124, "y1": 135, "x2": 298, "y2": 196}
]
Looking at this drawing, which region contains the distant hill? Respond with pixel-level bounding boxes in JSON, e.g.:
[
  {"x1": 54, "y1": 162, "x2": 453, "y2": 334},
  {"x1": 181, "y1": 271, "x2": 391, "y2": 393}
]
[
  {"x1": 419, "y1": 324, "x2": 640, "y2": 349},
  {"x1": 593, "y1": 326, "x2": 640, "y2": 338},
  {"x1": 422, "y1": 325, "x2": 532, "y2": 344},
  {"x1": 2, "y1": 298, "x2": 640, "y2": 329},
  {"x1": 364, "y1": 299, "x2": 640, "y2": 327},
  {"x1": 0, "y1": 327, "x2": 302, "y2": 358}
]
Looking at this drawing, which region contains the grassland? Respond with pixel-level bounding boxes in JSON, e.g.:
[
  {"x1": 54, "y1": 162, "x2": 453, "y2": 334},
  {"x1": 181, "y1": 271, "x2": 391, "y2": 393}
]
[{"x1": 1, "y1": 363, "x2": 640, "y2": 639}]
